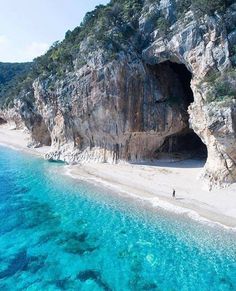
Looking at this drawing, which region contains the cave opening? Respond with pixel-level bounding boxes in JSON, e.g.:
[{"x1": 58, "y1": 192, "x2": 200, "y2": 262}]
[
  {"x1": 167, "y1": 61, "x2": 194, "y2": 106},
  {"x1": 152, "y1": 61, "x2": 207, "y2": 160},
  {"x1": 157, "y1": 130, "x2": 207, "y2": 160}
]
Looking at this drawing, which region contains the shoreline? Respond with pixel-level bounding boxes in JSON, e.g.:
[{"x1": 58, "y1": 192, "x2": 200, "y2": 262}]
[
  {"x1": 1, "y1": 124, "x2": 236, "y2": 230},
  {"x1": 65, "y1": 163, "x2": 236, "y2": 230},
  {"x1": 0, "y1": 123, "x2": 50, "y2": 157}
]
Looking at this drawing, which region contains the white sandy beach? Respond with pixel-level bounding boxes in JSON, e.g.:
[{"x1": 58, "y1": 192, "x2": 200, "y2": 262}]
[
  {"x1": 0, "y1": 123, "x2": 50, "y2": 157},
  {"x1": 1, "y1": 123, "x2": 236, "y2": 228},
  {"x1": 67, "y1": 162, "x2": 236, "y2": 229}
]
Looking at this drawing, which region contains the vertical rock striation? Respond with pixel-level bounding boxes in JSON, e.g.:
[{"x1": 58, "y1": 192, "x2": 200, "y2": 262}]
[{"x1": 1, "y1": 0, "x2": 236, "y2": 188}]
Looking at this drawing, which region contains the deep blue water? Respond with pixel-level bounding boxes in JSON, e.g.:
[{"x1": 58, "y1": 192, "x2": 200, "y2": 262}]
[{"x1": 0, "y1": 146, "x2": 236, "y2": 291}]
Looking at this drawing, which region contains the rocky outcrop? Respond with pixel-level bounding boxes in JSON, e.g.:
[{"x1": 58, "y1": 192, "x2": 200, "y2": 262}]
[
  {"x1": 34, "y1": 58, "x2": 190, "y2": 163},
  {"x1": 15, "y1": 99, "x2": 51, "y2": 147},
  {"x1": 0, "y1": 107, "x2": 24, "y2": 129},
  {"x1": 3, "y1": 0, "x2": 236, "y2": 188},
  {"x1": 190, "y1": 100, "x2": 236, "y2": 189},
  {"x1": 141, "y1": 1, "x2": 236, "y2": 188}
]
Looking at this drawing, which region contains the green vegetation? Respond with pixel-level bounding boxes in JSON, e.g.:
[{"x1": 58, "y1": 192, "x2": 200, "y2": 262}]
[
  {"x1": 205, "y1": 68, "x2": 236, "y2": 102},
  {"x1": 176, "y1": 0, "x2": 233, "y2": 17},
  {"x1": 0, "y1": 62, "x2": 33, "y2": 108},
  {"x1": 0, "y1": 62, "x2": 31, "y2": 85},
  {"x1": 176, "y1": 0, "x2": 191, "y2": 18},
  {"x1": 156, "y1": 16, "x2": 170, "y2": 36},
  {"x1": 33, "y1": 0, "x2": 144, "y2": 79},
  {"x1": 191, "y1": 0, "x2": 232, "y2": 16},
  {"x1": 0, "y1": 0, "x2": 235, "y2": 109},
  {"x1": 0, "y1": 0, "x2": 145, "y2": 108}
]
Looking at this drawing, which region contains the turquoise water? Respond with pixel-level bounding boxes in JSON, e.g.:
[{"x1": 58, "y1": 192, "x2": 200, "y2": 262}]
[{"x1": 0, "y1": 147, "x2": 236, "y2": 291}]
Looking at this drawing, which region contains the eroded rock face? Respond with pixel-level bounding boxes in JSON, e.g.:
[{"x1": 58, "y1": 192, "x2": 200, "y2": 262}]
[
  {"x1": 0, "y1": 108, "x2": 24, "y2": 129},
  {"x1": 14, "y1": 100, "x2": 51, "y2": 147},
  {"x1": 34, "y1": 58, "x2": 190, "y2": 163},
  {"x1": 7, "y1": 0, "x2": 236, "y2": 188},
  {"x1": 141, "y1": 1, "x2": 236, "y2": 188},
  {"x1": 190, "y1": 101, "x2": 236, "y2": 189}
]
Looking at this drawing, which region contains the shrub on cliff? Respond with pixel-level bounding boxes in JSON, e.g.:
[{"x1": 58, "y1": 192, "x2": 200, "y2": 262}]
[
  {"x1": 205, "y1": 68, "x2": 236, "y2": 102},
  {"x1": 32, "y1": 0, "x2": 145, "y2": 79},
  {"x1": 1, "y1": 0, "x2": 234, "y2": 109},
  {"x1": 156, "y1": 16, "x2": 170, "y2": 36},
  {"x1": 0, "y1": 0, "x2": 146, "y2": 109},
  {"x1": 176, "y1": 0, "x2": 233, "y2": 17},
  {"x1": 191, "y1": 0, "x2": 227, "y2": 15}
]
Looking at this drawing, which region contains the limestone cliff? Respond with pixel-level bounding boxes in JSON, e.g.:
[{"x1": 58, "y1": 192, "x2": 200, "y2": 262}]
[{"x1": 1, "y1": 0, "x2": 236, "y2": 189}]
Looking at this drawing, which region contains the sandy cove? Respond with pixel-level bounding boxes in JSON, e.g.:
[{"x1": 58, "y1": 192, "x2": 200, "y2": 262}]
[
  {"x1": 1, "y1": 124, "x2": 236, "y2": 229},
  {"x1": 0, "y1": 123, "x2": 50, "y2": 157}
]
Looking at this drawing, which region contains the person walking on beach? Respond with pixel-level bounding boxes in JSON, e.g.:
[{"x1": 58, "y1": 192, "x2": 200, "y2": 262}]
[{"x1": 172, "y1": 189, "x2": 176, "y2": 198}]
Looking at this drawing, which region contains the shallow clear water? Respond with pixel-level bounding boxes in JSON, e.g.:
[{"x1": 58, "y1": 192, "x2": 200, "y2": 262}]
[{"x1": 0, "y1": 146, "x2": 236, "y2": 291}]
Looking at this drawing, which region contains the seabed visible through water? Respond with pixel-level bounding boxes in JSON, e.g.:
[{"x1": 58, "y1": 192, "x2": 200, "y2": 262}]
[{"x1": 0, "y1": 146, "x2": 236, "y2": 290}]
